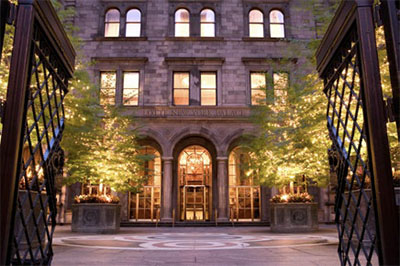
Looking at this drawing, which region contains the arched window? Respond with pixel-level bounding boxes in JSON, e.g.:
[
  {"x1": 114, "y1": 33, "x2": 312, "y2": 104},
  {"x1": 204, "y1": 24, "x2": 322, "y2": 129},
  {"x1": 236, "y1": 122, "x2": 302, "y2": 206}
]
[
  {"x1": 104, "y1": 9, "x2": 120, "y2": 37},
  {"x1": 126, "y1": 9, "x2": 141, "y2": 37},
  {"x1": 175, "y1": 9, "x2": 190, "y2": 37},
  {"x1": 200, "y1": 9, "x2": 215, "y2": 37},
  {"x1": 249, "y1": 9, "x2": 264, "y2": 38},
  {"x1": 269, "y1": 10, "x2": 285, "y2": 38}
]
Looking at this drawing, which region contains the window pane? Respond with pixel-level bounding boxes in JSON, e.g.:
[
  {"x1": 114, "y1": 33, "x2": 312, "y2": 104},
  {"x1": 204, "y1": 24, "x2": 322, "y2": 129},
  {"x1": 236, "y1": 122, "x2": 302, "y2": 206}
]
[
  {"x1": 270, "y1": 24, "x2": 285, "y2": 38},
  {"x1": 127, "y1": 9, "x2": 141, "y2": 22},
  {"x1": 175, "y1": 24, "x2": 190, "y2": 37},
  {"x1": 100, "y1": 72, "x2": 116, "y2": 105},
  {"x1": 105, "y1": 9, "x2": 120, "y2": 22},
  {"x1": 201, "y1": 90, "x2": 216, "y2": 106},
  {"x1": 124, "y1": 72, "x2": 139, "y2": 88},
  {"x1": 201, "y1": 24, "x2": 215, "y2": 37},
  {"x1": 249, "y1": 10, "x2": 263, "y2": 23},
  {"x1": 251, "y1": 73, "x2": 266, "y2": 89},
  {"x1": 251, "y1": 89, "x2": 266, "y2": 105},
  {"x1": 101, "y1": 72, "x2": 116, "y2": 88},
  {"x1": 174, "y1": 73, "x2": 190, "y2": 88},
  {"x1": 126, "y1": 23, "x2": 141, "y2": 37},
  {"x1": 273, "y1": 72, "x2": 289, "y2": 90},
  {"x1": 274, "y1": 72, "x2": 289, "y2": 104},
  {"x1": 249, "y1": 24, "x2": 264, "y2": 38},
  {"x1": 201, "y1": 9, "x2": 215, "y2": 22},
  {"x1": 201, "y1": 73, "x2": 216, "y2": 89},
  {"x1": 123, "y1": 89, "x2": 138, "y2": 105},
  {"x1": 270, "y1": 10, "x2": 284, "y2": 23},
  {"x1": 175, "y1": 9, "x2": 189, "y2": 22},
  {"x1": 105, "y1": 23, "x2": 119, "y2": 37},
  {"x1": 174, "y1": 89, "x2": 189, "y2": 105}
]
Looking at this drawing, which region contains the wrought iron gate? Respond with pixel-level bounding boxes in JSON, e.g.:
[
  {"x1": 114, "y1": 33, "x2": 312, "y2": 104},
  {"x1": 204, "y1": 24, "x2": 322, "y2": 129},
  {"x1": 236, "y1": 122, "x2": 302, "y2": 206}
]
[
  {"x1": 316, "y1": 0, "x2": 399, "y2": 265},
  {"x1": 0, "y1": 0, "x2": 75, "y2": 265}
]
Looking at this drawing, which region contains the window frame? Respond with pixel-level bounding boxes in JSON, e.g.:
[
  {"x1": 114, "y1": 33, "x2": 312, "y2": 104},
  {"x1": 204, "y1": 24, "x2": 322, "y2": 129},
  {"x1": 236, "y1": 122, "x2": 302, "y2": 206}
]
[
  {"x1": 125, "y1": 8, "x2": 142, "y2": 37},
  {"x1": 173, "y1": 71, "x2": 191, "y2": 106},
  {"x1": 100, "y1": 71, "x2": 117, "y2": 105},
  {"x1": 248, "y1": 9, "x2": 265, "y2": 38},
  {"x1": 243, "y1": 3, "x2": 289, "y2": 39},
  {"x1": 122, "y1": 71, "x2": 140, "y2": 106},
  {"x1": 250, "y1": 71, "x2": 268, "y2": 106},
  {"x1": 174, "y1": 8, "x2": 191, "y2": 37},
  {"x1": 273, "y1": 71, "x2": 290, "y2": 104},
  {"x1": 104, "y1": 8, "x2": 121, "y2": 37},
  {"x1": 269, "y1": 9, "x2": 285, "y2": 39},
  {"x1": 200, "y1": 71, "x2": 217, "y2": 106},
  {"x1": 200, "y1": 8, "x2": 216, "y2": 37}
]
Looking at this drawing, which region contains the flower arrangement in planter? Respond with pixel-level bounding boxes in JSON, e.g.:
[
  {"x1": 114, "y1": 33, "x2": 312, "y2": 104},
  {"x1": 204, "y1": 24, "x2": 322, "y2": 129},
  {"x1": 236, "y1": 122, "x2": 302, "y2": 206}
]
[
  {"x1": 270, "y1": 192, "x2": 314, "y2": 203},
  {"x1": 270, "y1": 189, "x2": 318, "y2": 233},
  {"x1": 74, "y1": 194, "x2": 120, "y2": 204}
]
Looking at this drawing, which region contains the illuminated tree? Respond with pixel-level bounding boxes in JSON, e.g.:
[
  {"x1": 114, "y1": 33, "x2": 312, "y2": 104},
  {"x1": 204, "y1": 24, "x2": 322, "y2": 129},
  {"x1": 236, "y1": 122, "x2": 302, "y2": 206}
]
[{"x1": 245, "y1": 1, "x2": 338, "y2": 189}]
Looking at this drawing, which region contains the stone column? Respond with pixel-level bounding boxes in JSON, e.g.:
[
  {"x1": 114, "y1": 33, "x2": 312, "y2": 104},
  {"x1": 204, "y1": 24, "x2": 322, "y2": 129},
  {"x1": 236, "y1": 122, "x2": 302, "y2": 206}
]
[
  {"x1": 217, "y1": 157, "x2": 229, "y2": 222},
  {"x1": 161, "y1": 157, "x2": 173, "y2": 221}
]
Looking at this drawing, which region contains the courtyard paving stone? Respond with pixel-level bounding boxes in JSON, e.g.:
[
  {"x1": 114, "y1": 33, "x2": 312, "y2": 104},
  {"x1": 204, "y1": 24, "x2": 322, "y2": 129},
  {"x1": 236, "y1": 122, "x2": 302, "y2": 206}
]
[{"x1": 52, "y1": 225, "x2": 342, "y2": 266}]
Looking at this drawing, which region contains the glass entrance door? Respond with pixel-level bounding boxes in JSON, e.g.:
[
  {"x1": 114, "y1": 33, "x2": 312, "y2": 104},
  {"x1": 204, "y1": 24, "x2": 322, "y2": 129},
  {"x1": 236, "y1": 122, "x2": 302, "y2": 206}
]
[
  {"x1": 129, "y1": 146, "x2": 161, "y2": 221},
  {"x1": 182, "y1": 185, "x2": 208, "y2": 220},
  {"x1": 228, "y1": 147, "x2": 261, "y2": 221},
  {"x1": 178, "y1": 145, "x2": 212, "y2": 221}
]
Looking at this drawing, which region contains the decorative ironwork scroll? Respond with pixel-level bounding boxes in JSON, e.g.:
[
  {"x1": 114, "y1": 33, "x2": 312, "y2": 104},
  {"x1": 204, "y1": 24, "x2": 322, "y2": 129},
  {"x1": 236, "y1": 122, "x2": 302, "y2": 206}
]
[
  {"x1": 0, "y1": 0, "x2": 75, "y2": 265},
  {"x1": 317, "y1": 0, "x2": 399, "y2": 265}
]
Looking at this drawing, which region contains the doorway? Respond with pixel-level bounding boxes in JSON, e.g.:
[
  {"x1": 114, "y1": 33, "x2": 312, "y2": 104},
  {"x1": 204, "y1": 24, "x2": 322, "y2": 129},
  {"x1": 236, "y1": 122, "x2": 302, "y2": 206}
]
[{"x1": 178, "y1": 145, "x2": 212, "y2": 221}]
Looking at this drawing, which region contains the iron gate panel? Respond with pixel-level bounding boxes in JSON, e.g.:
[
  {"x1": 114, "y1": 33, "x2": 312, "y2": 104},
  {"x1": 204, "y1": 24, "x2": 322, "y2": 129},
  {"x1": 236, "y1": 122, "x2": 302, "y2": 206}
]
[
  {"x1": 324, "y1": 24, "x2": 378, "y2": 265},
  {"x1": 0, "y1": 0, "x2": 75, "y2": 265},
  {"x1": 317, "y1": 0, "x2": 399, "y2": 265}
]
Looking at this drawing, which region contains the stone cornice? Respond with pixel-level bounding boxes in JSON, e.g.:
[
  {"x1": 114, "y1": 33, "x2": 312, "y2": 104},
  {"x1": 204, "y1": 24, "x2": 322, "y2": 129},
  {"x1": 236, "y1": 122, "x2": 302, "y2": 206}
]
[
  {"x1": 241, "y1": 57, "x2": 297, "y2": 64},
  {"x1": 92, "y1": 57, "x2": 148, "y2": 63},
  {"x1": 164, "y1": 57, "x2": 225, "y2": 65}
]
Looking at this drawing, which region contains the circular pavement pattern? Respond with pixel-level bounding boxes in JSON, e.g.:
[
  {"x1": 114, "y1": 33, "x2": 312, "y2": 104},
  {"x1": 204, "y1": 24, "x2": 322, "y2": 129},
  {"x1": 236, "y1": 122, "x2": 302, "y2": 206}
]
[{"x1": 53, "y1": 233, "x2": 338, "y2": 251}]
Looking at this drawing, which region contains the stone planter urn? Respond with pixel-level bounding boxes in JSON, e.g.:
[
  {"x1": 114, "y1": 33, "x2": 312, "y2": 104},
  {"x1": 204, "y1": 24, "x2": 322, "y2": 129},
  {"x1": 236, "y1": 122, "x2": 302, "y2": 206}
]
[
  {"x1": 71, "y1": 203, "x2": 121, "y2": 233},
  {"x1": 270, "y1": 202, "x2": 318, "y2": 232}
]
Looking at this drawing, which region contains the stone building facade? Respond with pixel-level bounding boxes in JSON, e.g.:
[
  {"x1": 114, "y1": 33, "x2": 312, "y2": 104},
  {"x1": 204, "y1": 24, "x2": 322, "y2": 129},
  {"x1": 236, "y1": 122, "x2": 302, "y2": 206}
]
[{"x1": 65, "y1": 0, "x2": 328, "y2": 224}]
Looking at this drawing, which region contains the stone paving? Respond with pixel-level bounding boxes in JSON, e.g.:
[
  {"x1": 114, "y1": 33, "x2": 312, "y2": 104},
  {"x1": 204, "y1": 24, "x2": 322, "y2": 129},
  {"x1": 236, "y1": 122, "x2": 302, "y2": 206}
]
[{"x1": 52, "y1": 225, "x2": 341, "y2": 266}]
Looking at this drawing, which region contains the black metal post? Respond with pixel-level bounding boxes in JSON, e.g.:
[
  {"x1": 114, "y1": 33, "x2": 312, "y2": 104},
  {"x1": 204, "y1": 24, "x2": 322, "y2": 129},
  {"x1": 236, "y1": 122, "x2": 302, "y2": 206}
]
[
  {"x1": 355, "y1": 0, "x2": 399, "y2": 264},
  {"x1": 0, "y1": 1, "x2": 34, "y2": 264}
]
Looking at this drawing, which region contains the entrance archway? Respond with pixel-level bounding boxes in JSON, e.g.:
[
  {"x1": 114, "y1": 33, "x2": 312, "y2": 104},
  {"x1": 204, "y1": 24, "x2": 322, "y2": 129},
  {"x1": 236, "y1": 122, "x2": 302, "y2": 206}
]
[{"x1": 178, "y1": 145, "x2": 212, "y2": 221}]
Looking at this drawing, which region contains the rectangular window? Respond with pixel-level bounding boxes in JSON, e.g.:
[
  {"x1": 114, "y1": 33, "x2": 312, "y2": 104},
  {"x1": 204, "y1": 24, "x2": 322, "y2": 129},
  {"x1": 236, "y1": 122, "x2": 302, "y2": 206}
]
[
  {"x1": 201, "y1": 72, "x2": 217, "y2": 106},
  {"x1": 250, "y1": 72, "x2": 267, "y2": 105},
  {"x1": 173, "y1": 72, "x2": 190, "y2": 105},
  {"x1": 123, "y1": 72, "x2": 139, "y2": 105},
  {"x1": 273, "y1": 72, "x2": 289, "y2": 104},
  {"x1": 100, "y1": 72, "x2": 116, "y2": 105}
]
